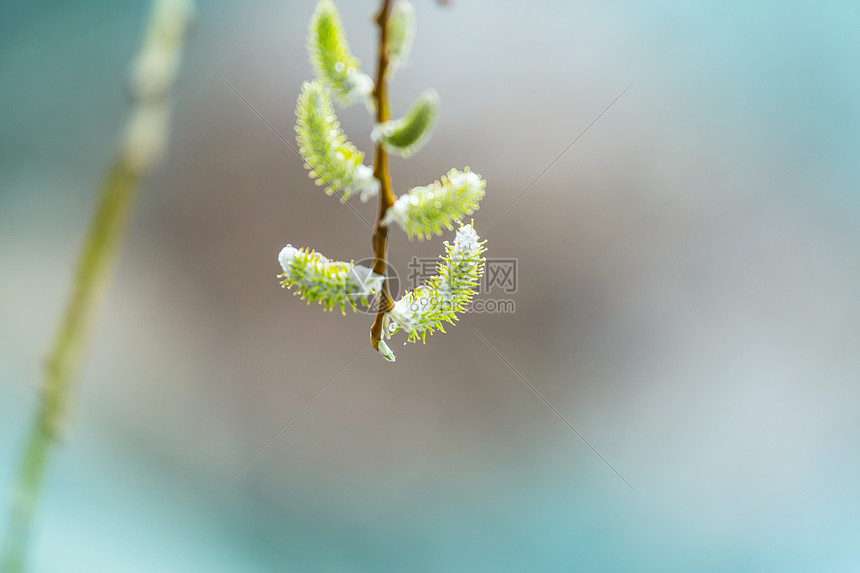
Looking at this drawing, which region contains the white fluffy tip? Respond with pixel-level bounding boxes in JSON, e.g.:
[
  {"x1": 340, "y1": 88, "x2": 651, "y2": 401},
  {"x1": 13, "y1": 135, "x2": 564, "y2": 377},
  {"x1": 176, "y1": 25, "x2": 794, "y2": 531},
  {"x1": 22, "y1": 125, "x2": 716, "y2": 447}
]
[
  {"x1": 354, "y1": 164, "x2": 380, "y2": 202},
  {"x1": 454, "y1": 224, "x2": 480, "y2": 253},
  {"x1": 278, "y1": 244, "x2": 300, "y2": 273}
]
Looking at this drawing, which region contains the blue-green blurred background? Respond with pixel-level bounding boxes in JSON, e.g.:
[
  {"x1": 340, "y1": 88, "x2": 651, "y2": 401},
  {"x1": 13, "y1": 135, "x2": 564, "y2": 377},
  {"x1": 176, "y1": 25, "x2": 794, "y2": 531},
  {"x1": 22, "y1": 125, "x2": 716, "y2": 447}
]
[{"x1": 3, "y1": 0, "x2": 860, "y2": 571}]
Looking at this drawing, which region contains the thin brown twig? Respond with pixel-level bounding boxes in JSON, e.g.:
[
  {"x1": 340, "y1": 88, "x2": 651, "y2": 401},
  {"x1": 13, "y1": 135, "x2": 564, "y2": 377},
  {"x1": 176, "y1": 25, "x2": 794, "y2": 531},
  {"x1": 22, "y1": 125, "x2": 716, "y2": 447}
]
[{"x1": 369, "y1": 0, "x2": 396, "y2": 350}]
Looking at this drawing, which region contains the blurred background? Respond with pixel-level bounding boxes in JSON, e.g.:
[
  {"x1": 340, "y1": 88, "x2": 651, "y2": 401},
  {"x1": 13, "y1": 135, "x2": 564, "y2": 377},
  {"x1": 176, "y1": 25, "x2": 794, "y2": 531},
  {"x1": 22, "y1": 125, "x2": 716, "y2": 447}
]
[{"x1": 2, "y1": 0, "x2": 860, "y2": 571}]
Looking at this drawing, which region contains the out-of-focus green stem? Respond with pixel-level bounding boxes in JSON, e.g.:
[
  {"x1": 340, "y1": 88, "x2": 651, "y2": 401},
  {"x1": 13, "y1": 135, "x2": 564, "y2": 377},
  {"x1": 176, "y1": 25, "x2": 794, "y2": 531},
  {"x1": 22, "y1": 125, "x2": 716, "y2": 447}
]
[
  {"x1": 1, "y1": 164, "x2": 138, "y2": 572},
  {"x1": 1, "y1": 1, "x2": 193, "y2": 571}
]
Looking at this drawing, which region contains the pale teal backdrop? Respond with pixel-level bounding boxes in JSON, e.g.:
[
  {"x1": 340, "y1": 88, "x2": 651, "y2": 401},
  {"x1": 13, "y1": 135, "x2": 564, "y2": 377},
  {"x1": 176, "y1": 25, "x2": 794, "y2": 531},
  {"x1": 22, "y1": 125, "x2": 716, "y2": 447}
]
[{"x1": 2, "y1": 1, "x2": 859, "y2": 571}]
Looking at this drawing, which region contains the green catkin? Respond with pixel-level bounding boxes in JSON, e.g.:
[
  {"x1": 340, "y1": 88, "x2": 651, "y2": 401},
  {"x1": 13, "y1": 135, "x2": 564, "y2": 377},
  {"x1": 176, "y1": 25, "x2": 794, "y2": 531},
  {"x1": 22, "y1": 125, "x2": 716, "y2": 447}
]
[
  {"x1": 278, "y1": 245, "x2": 384, "y2": 315},
  {"x1": 295, "y1": 81, "x2": 379, "y2": 201},
  {"x1": 382, "y1": 222, "x2": 486, "y2": 347},
  {"x1": 308, "y1": 0, "x2": 373, "y2": 106},
  {"x1": 382, "y1": 168, "x2": 485, "y2": 239},
  {"x1": 371, "y1": 89, "x2": 439, "y2": 158},
  {"x1": 386, "y1": 0, "x2": 416, "y2": 74}
]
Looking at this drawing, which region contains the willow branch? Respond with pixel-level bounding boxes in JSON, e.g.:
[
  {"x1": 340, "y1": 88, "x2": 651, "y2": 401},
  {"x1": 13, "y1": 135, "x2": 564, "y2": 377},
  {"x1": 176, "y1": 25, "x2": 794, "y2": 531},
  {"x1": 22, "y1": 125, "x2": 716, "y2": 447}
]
[{"x1": 369, "y1": 0, "x2": 396, "y2": 350}]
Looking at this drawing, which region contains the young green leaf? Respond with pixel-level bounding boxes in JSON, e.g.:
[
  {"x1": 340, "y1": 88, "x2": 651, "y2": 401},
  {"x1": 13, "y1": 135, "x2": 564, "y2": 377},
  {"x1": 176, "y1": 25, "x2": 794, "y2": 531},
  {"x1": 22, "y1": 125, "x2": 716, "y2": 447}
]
[
  {"x1": 295, "y1": 81, "x2": 379, "y2": 202},
  {"x1": 278, "y1": 244, "x2": 384, "y2": 315},
  {"x1": 371, "y1": 89, "x2": 438, "y2": 158},
  {"x1": 382, "y1": 222, "x2": 486, "y2": 348},
  {"x1": 308, "y1": 0, "x2": 373, "y2": 106},
  {"x1": 382, "y1": 168, "x2": 485, "y2": 239},
  {"x1": 386, "y1": 0, "x2": 415, "y2": 75}
]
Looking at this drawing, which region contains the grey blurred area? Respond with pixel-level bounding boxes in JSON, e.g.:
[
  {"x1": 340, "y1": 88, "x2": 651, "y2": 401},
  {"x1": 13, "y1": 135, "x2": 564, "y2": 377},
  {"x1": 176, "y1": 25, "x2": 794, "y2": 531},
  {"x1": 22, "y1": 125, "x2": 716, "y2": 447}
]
[{"x1": 2, "y1": 0, "x2": 860, "y2": 571}]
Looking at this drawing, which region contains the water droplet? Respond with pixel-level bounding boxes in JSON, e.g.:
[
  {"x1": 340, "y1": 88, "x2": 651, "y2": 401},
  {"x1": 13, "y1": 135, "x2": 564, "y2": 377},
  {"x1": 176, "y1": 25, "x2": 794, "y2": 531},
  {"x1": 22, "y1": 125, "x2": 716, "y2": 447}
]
[{"x1": 334, "y1": 61, "x2": 345, "y2": 73}]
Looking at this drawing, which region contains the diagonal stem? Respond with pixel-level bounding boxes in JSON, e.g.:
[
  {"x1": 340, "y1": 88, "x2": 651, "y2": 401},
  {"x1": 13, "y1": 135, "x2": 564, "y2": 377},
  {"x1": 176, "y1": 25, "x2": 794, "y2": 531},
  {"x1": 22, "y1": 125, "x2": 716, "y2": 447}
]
[
  {"x1": 1, "y1": 164, "x2": 139, "y2": 573},
  {"x1": 369, "y1": 0, "x2": 397, "y2": 350},
  {"x1": 1, "y1": 1, "x2": 192, "y2": 570}
]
